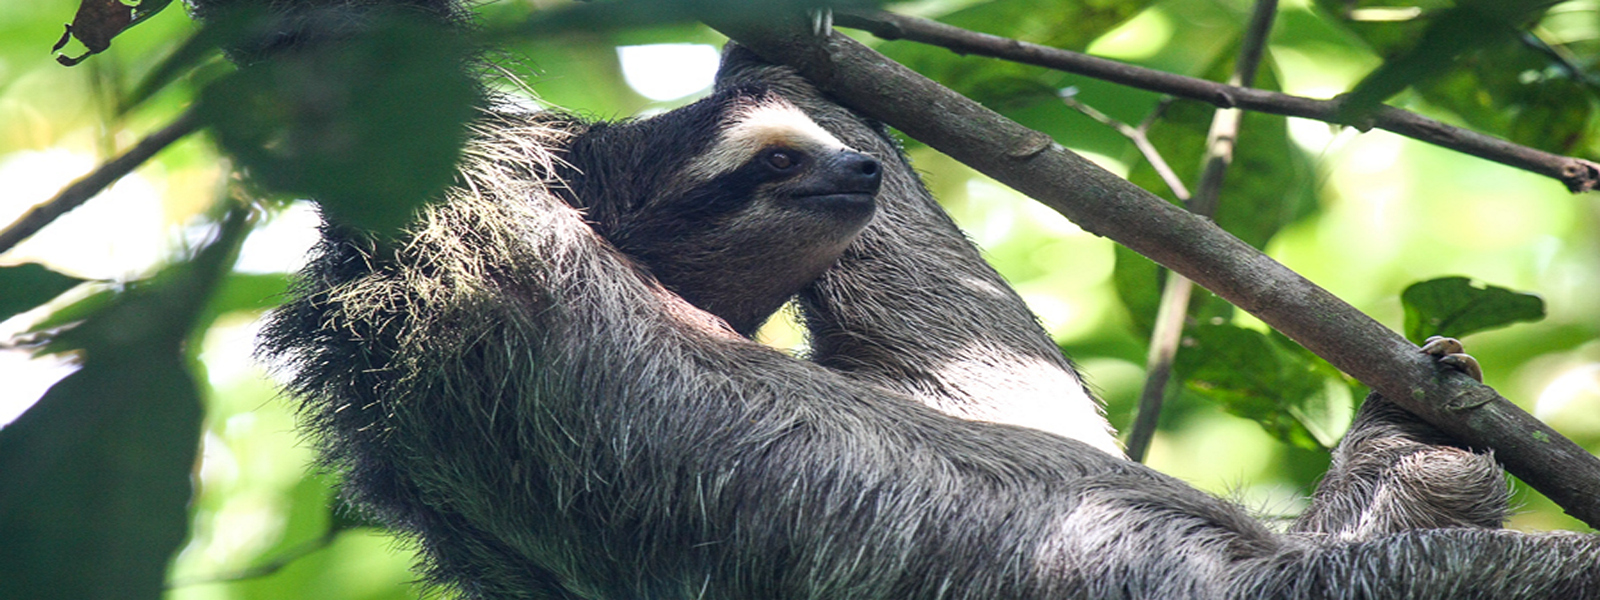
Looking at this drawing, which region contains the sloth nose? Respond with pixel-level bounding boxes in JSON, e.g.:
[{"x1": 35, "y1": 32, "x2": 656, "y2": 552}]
[{"x1": 838, "y1": 150, "x2": 882, "y2": 194}]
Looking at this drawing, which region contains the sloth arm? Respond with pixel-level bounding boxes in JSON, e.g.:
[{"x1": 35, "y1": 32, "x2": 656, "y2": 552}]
[{"x1": 715, "y1": 50, "x2": 1514, "y2": 539}]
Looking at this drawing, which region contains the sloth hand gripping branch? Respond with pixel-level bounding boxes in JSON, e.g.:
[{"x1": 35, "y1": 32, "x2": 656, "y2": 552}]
[{"x1": 717, "y1": 47, "x2": 1513, "y2": 541}]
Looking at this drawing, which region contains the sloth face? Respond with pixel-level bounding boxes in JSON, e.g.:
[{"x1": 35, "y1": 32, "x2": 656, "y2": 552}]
[
  {"x1": 567, "y1": 92, "x2": 883, "y2": 336},
  {"x1": 670, "y1": 97, "x2": 882, "y2": 231}
]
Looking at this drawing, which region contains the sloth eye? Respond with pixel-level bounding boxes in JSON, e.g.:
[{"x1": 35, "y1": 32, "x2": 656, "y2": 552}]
[{"x1": 765, "y1": 149, "x2": 798, "y2": 171}]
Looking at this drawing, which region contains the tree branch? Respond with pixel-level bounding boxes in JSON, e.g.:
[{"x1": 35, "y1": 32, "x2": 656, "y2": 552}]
[
  {"x1": 1128, "y1": 0, "x2": 1280, "y2": 463},
  {"x1": 710, "y1": 15, "x2": 1600, "y2": 528},
  {"x1": 0, "y1": 108, "x2": 202, "y2": 256},
  {"x1": 829, "y1": 9, "x2": 1600, "y2": 193}
]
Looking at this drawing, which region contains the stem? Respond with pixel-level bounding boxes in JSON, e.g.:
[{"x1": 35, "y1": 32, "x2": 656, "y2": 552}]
[
  {"x1": 0, "y1": 108, "x2": 202, "y2": 256},
  {"x1": 1127, "y1": 0, "x2": 1279, "y2": 463}
]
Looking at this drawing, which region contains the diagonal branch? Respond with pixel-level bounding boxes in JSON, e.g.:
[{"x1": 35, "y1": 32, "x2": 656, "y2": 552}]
[
  {"x1": 710, "y1": 15, "x2": 1600, "y2": 529},
  {"x1": 0, "y1": 108, "x2": 202, "y2": 256},
  {"x1": 829, "y1": 9, "x2": 1600, "y2": 193}
]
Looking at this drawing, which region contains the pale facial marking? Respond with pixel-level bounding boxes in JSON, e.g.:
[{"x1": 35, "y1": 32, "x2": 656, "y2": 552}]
[{"x1": 684, "y1": 99, "x2": 851, "y2": 183}]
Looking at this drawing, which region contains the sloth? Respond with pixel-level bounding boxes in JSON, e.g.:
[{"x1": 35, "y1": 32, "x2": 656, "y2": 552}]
[
  {"x1": 225, "y1": 2, "x2": 1600, "y2": 598},
  {"x1": 714, "y1": 48, "x2": 1513, "y2": 539}
]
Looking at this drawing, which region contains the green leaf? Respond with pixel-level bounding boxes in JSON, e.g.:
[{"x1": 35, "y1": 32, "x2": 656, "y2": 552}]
[
  {"x1": 0, "y1": 209, "x2": 251, "y2": 600},
  {"x1": 0, "y1": 263, "x2": 85, "y2": 323},
  {"x1": 119, "y1": 5, "x2": 252, "y2": 114},
  {"x1": 1311, "y1": 1, "x2": 1589, "y2": 152},
  {"x1": 197, "y1": 15, "x2": 478, "y2": 236},
  {"x1": 0, "y1": 355, "x2": 200, "y2": 600},
  {"x1": 200, "y1": 272, "x2": 291, "y2": 327},
  {"x1": 1174, "y1": 324, "x2": 1355, "y2": 449},
  {"x1": 1401, "y1": 276, "x2": 1546, "y2": 343},
  {"x1": 1114, "y1": 41, "x2": 1318, "y2": 336},
  {"x1": 1340, "y1": 6, "x2": 1517, "y2": 117}
]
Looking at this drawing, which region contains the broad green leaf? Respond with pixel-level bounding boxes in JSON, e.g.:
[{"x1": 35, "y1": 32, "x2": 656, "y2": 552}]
[
  {"x1": 197, "y1": 16, "x2": 477, "y2": 237},
  {"x1": 1401, "y1": 276, "x2": 1546, "y2": 343},
  {"x1": 1340, "y1": 6, "x2": 1519, "y2": 117},
  {"x1": 1174, "y1": 324, "x2": 1354, "y2": 449},
  {"x1": 0, "y1": 263, "x2": 85, "y2": 323},
  {"x1": 0, "y1": 209, "x2": 249, "y2": 600},
  {"x1": 0, "y1": 355, "x2": 199, "y2": 600},
  {"x1": 200, "y1": 271, "x2": 291, "y2": 326}
]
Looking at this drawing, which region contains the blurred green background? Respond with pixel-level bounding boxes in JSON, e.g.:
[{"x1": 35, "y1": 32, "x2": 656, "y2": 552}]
[{"x1": 2, "y1": 0, "x2": 1598, "y2": 597}]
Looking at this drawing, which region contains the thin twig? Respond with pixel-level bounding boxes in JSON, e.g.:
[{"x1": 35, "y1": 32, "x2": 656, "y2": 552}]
[
  {"x1": 829, "y1": 9, "x2": 1600, "y2": 193},
  {"x1": 0, "y1": 108, "x2": 203, "y2": 256},
  {"x1": 166, "y1": 528, "x2": 342, "y2": 589},
  {"x1": 711, "y1": 14, "x2": 1600, "y2": 528},
  {"x1": 1058, "y1": 91, "x2": 1191, "y2": 200},
  {"x1": 1126, "y1": 0, "x2": 1280, "y2": 463}
]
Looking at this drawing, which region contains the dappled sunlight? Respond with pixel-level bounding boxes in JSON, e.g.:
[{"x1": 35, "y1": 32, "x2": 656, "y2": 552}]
[
  {"x1": 617, "y1": 44, "x2": 721, "y2": 102},
  {"x1": 0, "y1": 149, "x2": 165, "y2": 279}
]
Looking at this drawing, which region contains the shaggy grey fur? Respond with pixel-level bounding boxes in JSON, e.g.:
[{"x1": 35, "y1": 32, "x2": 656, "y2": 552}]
[
  {"x1": 230, "y1": 2, "x2": 1600, "y2": 598},
  {"x1": 716, "y1": 48, "x2": 1120, "y2": 455}
]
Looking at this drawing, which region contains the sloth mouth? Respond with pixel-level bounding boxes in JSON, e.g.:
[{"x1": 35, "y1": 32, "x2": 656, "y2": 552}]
[{"x1": 798, "y1": 192, "x2": 877, "y2": 219}]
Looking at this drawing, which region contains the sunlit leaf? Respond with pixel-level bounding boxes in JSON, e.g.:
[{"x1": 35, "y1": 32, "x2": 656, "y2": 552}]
[{"x1": 1401, "y1": 276, "x2": 1546, "y2": 343}]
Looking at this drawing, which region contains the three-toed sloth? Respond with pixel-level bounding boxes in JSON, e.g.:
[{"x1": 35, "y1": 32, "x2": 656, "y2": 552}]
[{"x1": 228, "y1": 2, "x2": 1600, "y2": 598}]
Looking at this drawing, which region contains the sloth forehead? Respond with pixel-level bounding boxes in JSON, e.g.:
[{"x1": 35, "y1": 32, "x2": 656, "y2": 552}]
[{"x1": 682, "y1": 99, "x2": 850, "y2": 182}]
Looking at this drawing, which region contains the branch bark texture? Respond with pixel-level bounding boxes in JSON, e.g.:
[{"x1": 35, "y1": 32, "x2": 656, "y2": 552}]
[
  {"x1": 711, "y1": 17, "x2": 1600, "y2": 528},
  {"x1": 831, "y1": 9, "x2": 1600, "y2": 194}
]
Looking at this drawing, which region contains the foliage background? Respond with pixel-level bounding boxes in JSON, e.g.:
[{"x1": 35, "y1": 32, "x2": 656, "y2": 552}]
[{"x1": 1, "y1": 0, "x2": 1598, "y2": 597}]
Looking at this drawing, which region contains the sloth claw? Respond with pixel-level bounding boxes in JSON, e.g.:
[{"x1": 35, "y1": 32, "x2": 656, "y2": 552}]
[
  {"x1": 809, "y1": 9, "x2": 834, "y2": 37},
  {"x1": 1421, "y1": 336, "x2": 1483, "y2": 382}
]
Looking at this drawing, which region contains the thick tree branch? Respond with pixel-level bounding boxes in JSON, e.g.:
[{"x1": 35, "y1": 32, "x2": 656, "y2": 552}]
[
  {"x1": 0, "y1": 108, "x2": 202, "y2": 256},
  {"x1": 710, "y1": 16, "x2": 1600, "y2": 528},
  {"x1": 829, "y1": 9, "x2": 1600, "y2": 193}
]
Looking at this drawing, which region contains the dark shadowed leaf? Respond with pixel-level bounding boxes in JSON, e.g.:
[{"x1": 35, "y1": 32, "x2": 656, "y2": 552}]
[
  {"x1": 0, "y1": 209, "x2": 249, "y2": 600},
  {"x1": 1339, "y1": 6, "x2": 1519, "y2": 118},
  {"x1": 197, "y1": 16, "x2": 477, "y2": 236},
  {"x1": 1174, "y1": 324, "x2": 1355, "y2": 449},
  {"x1": 1401, "y1": 276, "x2": 1546, "y2": 343},
  {"x1": 0, "y1": 263, "x2": 85, "y2": 323},
  {"x1": 1312, "y1": 0, "x2": 1590, "y2": 153}
]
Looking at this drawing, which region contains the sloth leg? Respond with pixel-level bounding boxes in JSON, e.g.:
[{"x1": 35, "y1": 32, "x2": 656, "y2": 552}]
[{"x1": 1292, "y1": 337, "x2": 1509, "y2": 539}]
